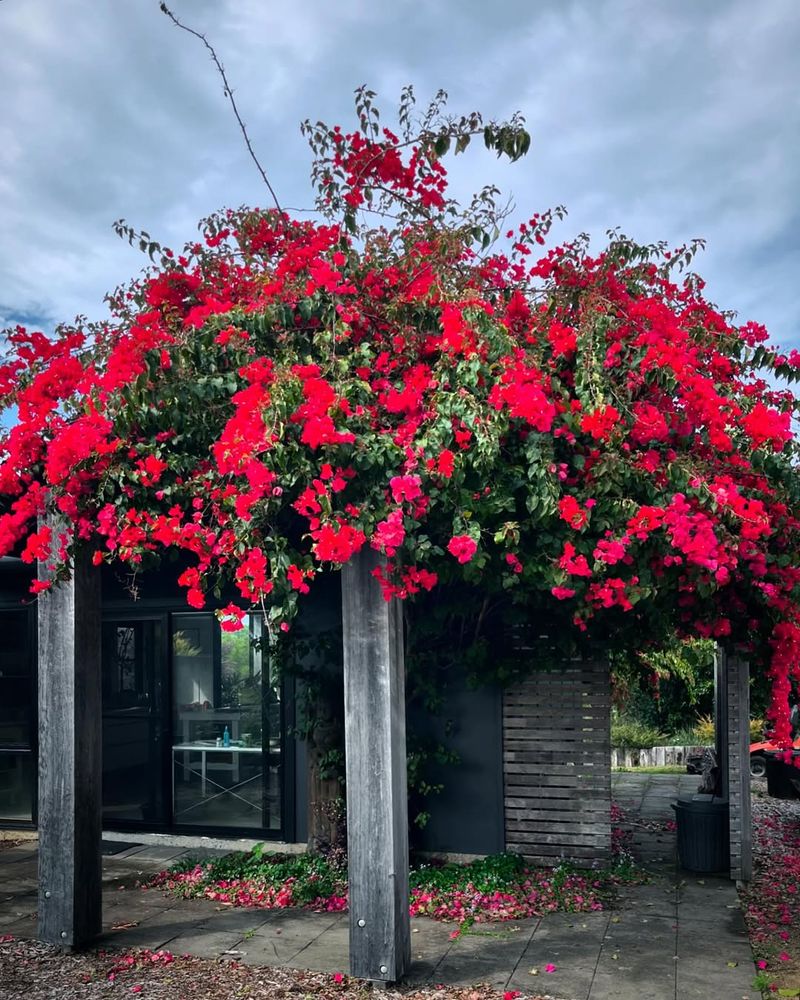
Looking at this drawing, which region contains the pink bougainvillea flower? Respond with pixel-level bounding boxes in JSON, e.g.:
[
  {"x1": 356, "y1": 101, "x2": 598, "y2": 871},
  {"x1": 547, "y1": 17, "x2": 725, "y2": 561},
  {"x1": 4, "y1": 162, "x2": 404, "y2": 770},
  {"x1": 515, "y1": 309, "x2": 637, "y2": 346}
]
[
  {"x1": 389, "y1": 475, "x2": 422, "y2": 504},
  {"x1": 545, "y1": 962, "x2": 557, "y2": 973},
  {"x1": 447, "y1": 534, "x2": 477, "y2": 564}
]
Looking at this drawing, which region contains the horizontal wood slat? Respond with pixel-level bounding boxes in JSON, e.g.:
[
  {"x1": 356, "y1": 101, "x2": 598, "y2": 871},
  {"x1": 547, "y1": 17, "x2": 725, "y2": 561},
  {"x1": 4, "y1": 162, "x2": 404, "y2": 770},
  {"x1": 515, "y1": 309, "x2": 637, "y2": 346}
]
[
  {"x1": 503, "y1": 660, "x2": 612, "y2": 864},
  {"x1": 505, "y1": 801, "x2": 611, "y2": 816},
  {"x1": 506, "y1": 785, "x2": 608, "y2": 809}
]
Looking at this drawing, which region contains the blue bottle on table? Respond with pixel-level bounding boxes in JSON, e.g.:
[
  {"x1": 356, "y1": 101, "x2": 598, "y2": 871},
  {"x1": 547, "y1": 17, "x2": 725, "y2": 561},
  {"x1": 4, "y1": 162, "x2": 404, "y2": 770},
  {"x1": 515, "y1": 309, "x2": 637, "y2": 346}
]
[{"x1": 223, "y1": 726, "x2": 230, "y2": 748}]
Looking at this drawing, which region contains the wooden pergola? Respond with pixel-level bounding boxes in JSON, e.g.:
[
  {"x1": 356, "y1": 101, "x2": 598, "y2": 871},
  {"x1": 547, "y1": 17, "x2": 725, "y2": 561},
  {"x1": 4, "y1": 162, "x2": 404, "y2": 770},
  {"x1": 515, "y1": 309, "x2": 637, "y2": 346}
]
[
  {"x1": 35, "y1": 530, "x2": 752, "y2": 980},
  {"x1": 36, "y1": 535, "x2": 410, "y2": 979}
]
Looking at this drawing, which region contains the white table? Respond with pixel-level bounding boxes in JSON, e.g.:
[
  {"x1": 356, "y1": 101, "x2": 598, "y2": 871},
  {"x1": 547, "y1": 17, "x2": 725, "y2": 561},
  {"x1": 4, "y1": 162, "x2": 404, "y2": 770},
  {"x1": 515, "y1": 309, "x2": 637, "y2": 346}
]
[{"x1": 172, "y1": 741, "x2": 262, "y2": 797}]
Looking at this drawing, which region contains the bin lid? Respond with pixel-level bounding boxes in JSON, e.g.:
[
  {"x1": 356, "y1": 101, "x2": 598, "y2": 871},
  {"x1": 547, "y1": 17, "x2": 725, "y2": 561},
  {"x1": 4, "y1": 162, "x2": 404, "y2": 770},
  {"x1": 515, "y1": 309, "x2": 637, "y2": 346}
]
[{"x1": 673, "y1": 797, "x2": 729, "y2": 811}]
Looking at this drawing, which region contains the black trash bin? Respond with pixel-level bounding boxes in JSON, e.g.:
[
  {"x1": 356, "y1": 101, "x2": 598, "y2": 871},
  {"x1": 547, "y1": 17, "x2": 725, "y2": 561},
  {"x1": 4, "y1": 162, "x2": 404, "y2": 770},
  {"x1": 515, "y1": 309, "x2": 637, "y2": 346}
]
[
  {"x1": 671, "y1": 797, "x2": 730, "y2": 873},
  {"x1": 765, "y1": 751, "x2": 800, "y2": 800}
]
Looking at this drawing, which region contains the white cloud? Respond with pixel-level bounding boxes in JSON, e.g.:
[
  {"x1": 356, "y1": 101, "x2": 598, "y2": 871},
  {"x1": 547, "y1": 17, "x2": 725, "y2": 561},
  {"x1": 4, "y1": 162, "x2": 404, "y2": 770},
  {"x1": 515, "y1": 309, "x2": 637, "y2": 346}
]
[{"x1": 0, "y1": 0, "x2": 797, "y2": 347}]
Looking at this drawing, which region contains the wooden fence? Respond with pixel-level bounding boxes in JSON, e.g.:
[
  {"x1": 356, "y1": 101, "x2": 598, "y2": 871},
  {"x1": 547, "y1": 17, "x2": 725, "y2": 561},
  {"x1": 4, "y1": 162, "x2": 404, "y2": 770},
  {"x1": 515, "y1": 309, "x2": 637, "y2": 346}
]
[{"x1": 503, "y1": 662, "x2": 612, "y2": 865}]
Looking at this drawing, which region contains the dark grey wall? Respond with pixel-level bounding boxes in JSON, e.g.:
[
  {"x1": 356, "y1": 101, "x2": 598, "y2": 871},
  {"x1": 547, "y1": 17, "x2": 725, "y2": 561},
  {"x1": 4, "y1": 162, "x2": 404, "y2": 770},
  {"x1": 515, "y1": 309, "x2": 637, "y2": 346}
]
[
  {"x1": 0, "y1": 557, "x2": 34, "y2": 603},
  {"x1": 409, "y1": 679, "x2": 505, "y2": 856},
  {"x1": 5, "y1": 556, "x2": 508, "y2": 854}
]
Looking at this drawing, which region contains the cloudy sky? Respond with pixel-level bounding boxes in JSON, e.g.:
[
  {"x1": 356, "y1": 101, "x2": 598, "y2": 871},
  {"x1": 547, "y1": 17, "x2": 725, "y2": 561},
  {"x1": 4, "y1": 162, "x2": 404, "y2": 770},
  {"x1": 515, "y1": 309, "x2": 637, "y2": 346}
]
[{"x1": 1, "y1": 0, "x2": 798, "y2": 349}]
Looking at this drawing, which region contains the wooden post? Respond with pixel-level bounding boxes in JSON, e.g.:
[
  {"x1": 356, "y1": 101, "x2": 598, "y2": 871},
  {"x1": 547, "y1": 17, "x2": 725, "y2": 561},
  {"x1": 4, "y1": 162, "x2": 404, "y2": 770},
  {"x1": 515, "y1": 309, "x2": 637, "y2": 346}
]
[
  {"x1": 726, "y1": 655, "x2": 753, "y2": 883},
  {"x1": 714, "y1": 646, "x2": 729, "y2": 799},
  {"x1": 341, "y1": 548, "x2": 410, "y2": 983},
  {"x1": 37, "y1": 527, "x2": 103, "y2": 948}
]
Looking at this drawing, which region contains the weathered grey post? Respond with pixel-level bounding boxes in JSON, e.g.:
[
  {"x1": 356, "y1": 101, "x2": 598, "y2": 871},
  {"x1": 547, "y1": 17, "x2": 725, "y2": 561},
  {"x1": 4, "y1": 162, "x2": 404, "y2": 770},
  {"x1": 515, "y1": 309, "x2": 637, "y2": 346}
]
[
  {"x1": 37, "y1": 525, "x2": 103, "y2": 947},
  {"x1": 341, "y1": 547, "x2": 410, "y2": 982},
  {"x1": 726, "y1": 655, "x2": 753, "y2": 883},
  {"x1": 714, "y1": 647, "x2": 753, "y2": 883},
  {"x1": 714, "y1": 646, "x2": 729, "y2": 798}
]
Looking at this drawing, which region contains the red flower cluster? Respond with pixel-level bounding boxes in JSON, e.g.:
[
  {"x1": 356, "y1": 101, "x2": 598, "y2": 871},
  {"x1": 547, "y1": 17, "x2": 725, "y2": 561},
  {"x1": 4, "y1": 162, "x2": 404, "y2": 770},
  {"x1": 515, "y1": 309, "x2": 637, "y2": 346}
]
[{"x1": 1, "y1": 98, "x2": 799, "y2": 737}]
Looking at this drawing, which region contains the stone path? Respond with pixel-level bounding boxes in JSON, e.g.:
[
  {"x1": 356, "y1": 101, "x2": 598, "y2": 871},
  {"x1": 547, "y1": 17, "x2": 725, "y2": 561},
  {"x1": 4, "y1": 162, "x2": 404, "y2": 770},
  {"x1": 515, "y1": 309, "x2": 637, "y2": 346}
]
[{"x1": 0, "y1": 773, "x2": 760, "y2": 999}]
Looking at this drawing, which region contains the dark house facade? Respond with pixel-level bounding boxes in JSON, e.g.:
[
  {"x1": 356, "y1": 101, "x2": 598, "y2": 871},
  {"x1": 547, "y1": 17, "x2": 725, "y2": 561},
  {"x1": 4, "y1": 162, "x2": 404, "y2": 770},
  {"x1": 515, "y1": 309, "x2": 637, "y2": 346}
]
[
  {"x1": 0, "y1": 557, "x2": 509, "y2": 856},
  {"x1": 0, "y1": 557, "x2": 307, "y2": 842}
]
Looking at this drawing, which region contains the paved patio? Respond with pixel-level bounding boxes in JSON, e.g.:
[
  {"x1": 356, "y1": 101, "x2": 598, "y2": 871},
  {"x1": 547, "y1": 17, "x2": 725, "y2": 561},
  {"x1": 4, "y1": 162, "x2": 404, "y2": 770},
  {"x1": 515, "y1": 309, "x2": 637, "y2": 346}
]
[{"x1": 0, "y1": 773, "x2": 759, "y2": 999}]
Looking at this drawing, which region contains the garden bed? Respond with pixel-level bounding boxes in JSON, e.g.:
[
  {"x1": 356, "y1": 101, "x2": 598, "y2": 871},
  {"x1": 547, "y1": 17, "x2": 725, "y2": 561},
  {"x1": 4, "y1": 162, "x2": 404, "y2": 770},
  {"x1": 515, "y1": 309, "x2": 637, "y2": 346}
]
[
  {"x1": 740, "y1": 793, "x2": 800, "y2": 998},
  {"x1": 148, "y1": 847, "x2": 641, "y2": 935}
]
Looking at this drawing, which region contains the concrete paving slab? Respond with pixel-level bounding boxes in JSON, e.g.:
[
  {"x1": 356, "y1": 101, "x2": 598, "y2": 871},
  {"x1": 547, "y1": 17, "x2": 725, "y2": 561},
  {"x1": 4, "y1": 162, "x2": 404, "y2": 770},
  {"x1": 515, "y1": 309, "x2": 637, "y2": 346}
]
[
  {"x1": 252, "y1": 910, "x2": 342, "y2": 936},
  {"x1": 155, "y1": 922, "x2": 252, "y2": 959},
  {"x1": 0, "y1": 880, "x2": 38, "y2": 898},
  {"x1": 0, "y1": 913, "x2": 38, "y2": 939},
  {"x1": 509, "y1": 966, "x2": 594, "y2": 1000},
  {"x1": 289, "y1": 923, "x2": 350, "y2": 973},
  {"x1": 676, "y1": 964, "x2": 761, "y2": 1000},
  {"x1": 435, "y1": 931, "x2": 535, "y2": 987},
  {"x1": 117, "y1": 846, "x2": 189, "y2": 863},
  {"x1": 509, "y1": 919, "x2": 607, "y2": 999},
  {"x1": 589, "y1": 969, "x2": 675, "y2": 1000},
  {"x1": 0, "y1": 895, "x2": 37, "y2": 928},
  {"x1": 0, "y1": 848, "x2": 37, "y2": 865},
  {"x1": 593, "y1": 916, "x2": 678, "y2": 998},
  {"x1": 0, "y1": 774, "x2": 760, "y2": 996},
  {"x1": 235, "y1": 911, "x2": 343, "y2": 968},
  {"x1": 98, "y1": 907, "x2": 198, "y2": 951},
  {"x1": 406, "y1": 921, "x2": 457, "y2": 980},
  {"x1": 613, "y1": 882, "x2": 676, "y2": 918},
  {"x1": 405, "y1": 957, "x2": 446, "y2": 984}
]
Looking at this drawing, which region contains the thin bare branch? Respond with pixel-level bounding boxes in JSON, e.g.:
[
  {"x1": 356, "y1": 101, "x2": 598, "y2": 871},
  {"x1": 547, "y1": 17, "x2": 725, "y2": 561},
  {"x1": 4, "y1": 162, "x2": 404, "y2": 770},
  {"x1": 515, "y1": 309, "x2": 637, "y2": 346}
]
[{"x1": 159, "y1": 2, "x2": 283, "y2": 214}]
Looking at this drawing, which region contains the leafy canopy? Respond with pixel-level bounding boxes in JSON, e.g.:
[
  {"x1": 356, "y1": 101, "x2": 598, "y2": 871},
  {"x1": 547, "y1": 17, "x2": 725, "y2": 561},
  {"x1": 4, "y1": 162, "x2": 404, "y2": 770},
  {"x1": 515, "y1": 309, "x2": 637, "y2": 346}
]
[{"x1": 2, "y1": 87, "x2": 800, "y2": 744}]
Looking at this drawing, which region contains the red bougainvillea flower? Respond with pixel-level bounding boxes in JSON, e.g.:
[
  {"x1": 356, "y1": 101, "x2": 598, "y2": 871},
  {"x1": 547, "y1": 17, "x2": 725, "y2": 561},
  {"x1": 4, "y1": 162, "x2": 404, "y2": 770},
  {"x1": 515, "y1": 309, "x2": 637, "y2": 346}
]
[{"x1": 1, "y1": 91, "x2": 799, "y2": 740}]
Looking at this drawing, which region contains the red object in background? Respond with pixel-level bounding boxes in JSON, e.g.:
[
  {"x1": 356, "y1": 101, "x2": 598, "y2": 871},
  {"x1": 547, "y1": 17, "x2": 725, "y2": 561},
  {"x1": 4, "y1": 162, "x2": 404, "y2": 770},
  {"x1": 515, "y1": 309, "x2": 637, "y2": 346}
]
[{"x1": 749, "y1": 736, "x2": 800, "y2": 777}]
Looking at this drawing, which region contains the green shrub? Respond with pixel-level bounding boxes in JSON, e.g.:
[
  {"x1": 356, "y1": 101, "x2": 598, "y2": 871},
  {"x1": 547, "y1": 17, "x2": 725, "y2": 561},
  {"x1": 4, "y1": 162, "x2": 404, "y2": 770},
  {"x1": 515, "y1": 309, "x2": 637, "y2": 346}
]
[
  {"x1": 610, "y1": 719, "x2": 665, "y2": 749},
  {"x1": 693, "y1": 713, "x2": 715, "y2": 744},
  {"x1": 691, "y1": 714, "x2": 764, "y2": 744},
  {"x1": 665, "y1": 725, "x2": 702, "y2": 745}
]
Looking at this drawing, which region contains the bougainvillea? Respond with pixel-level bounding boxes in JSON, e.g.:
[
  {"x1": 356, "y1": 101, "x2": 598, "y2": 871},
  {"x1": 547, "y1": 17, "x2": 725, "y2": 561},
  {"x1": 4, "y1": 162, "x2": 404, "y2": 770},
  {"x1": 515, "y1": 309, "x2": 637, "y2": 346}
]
[
  {"x1": 2, "y1": 87, "x2": 800, "y2": 745},
  {"x1": 149, "y1": 847, "x2": 619, "y2": 927}
]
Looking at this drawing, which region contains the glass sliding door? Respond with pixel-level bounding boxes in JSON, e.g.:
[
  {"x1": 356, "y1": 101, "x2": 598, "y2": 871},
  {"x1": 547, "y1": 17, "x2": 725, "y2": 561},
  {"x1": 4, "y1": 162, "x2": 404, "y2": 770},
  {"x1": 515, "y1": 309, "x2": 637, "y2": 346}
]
[
  {"x1": 171, "y1": 613, "x2": 281, "y2": 832},
  {"x1": 102, "y1": 617, "x2": 169, "y2": 826},
  {"x1": 0, "y1": 609, "x2": 35, "y2": 824}
]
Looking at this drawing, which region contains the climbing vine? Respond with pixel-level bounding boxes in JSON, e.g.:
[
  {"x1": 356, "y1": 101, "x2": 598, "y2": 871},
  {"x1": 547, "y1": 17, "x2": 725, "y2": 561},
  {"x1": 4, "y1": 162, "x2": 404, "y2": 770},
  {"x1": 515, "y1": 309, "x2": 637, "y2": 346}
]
[{"x1": 2, "y1": 87, "x2": 800, "y2": 747}]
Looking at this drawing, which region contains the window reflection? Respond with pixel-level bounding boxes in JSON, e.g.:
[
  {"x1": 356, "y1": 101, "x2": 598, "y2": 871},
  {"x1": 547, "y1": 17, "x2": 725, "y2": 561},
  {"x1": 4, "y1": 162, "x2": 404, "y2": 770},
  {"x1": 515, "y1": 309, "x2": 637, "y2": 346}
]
[
  {"x1": 0, "y1": 609, "x2": 34, "y2": 823},
  {"x1": 172, "y1": 613, "x2": 280, "y2": 831},
  {"x1": 101, "y1": 619, "x2": 164, "y2": 824}
]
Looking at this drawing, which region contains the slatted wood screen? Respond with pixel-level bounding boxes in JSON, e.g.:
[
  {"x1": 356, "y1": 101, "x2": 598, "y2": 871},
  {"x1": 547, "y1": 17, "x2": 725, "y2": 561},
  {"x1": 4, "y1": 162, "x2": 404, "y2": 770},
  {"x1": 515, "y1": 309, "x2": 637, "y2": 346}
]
[{"x1": 503, "y1": 662, "x2": 612, "y2": 865}]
